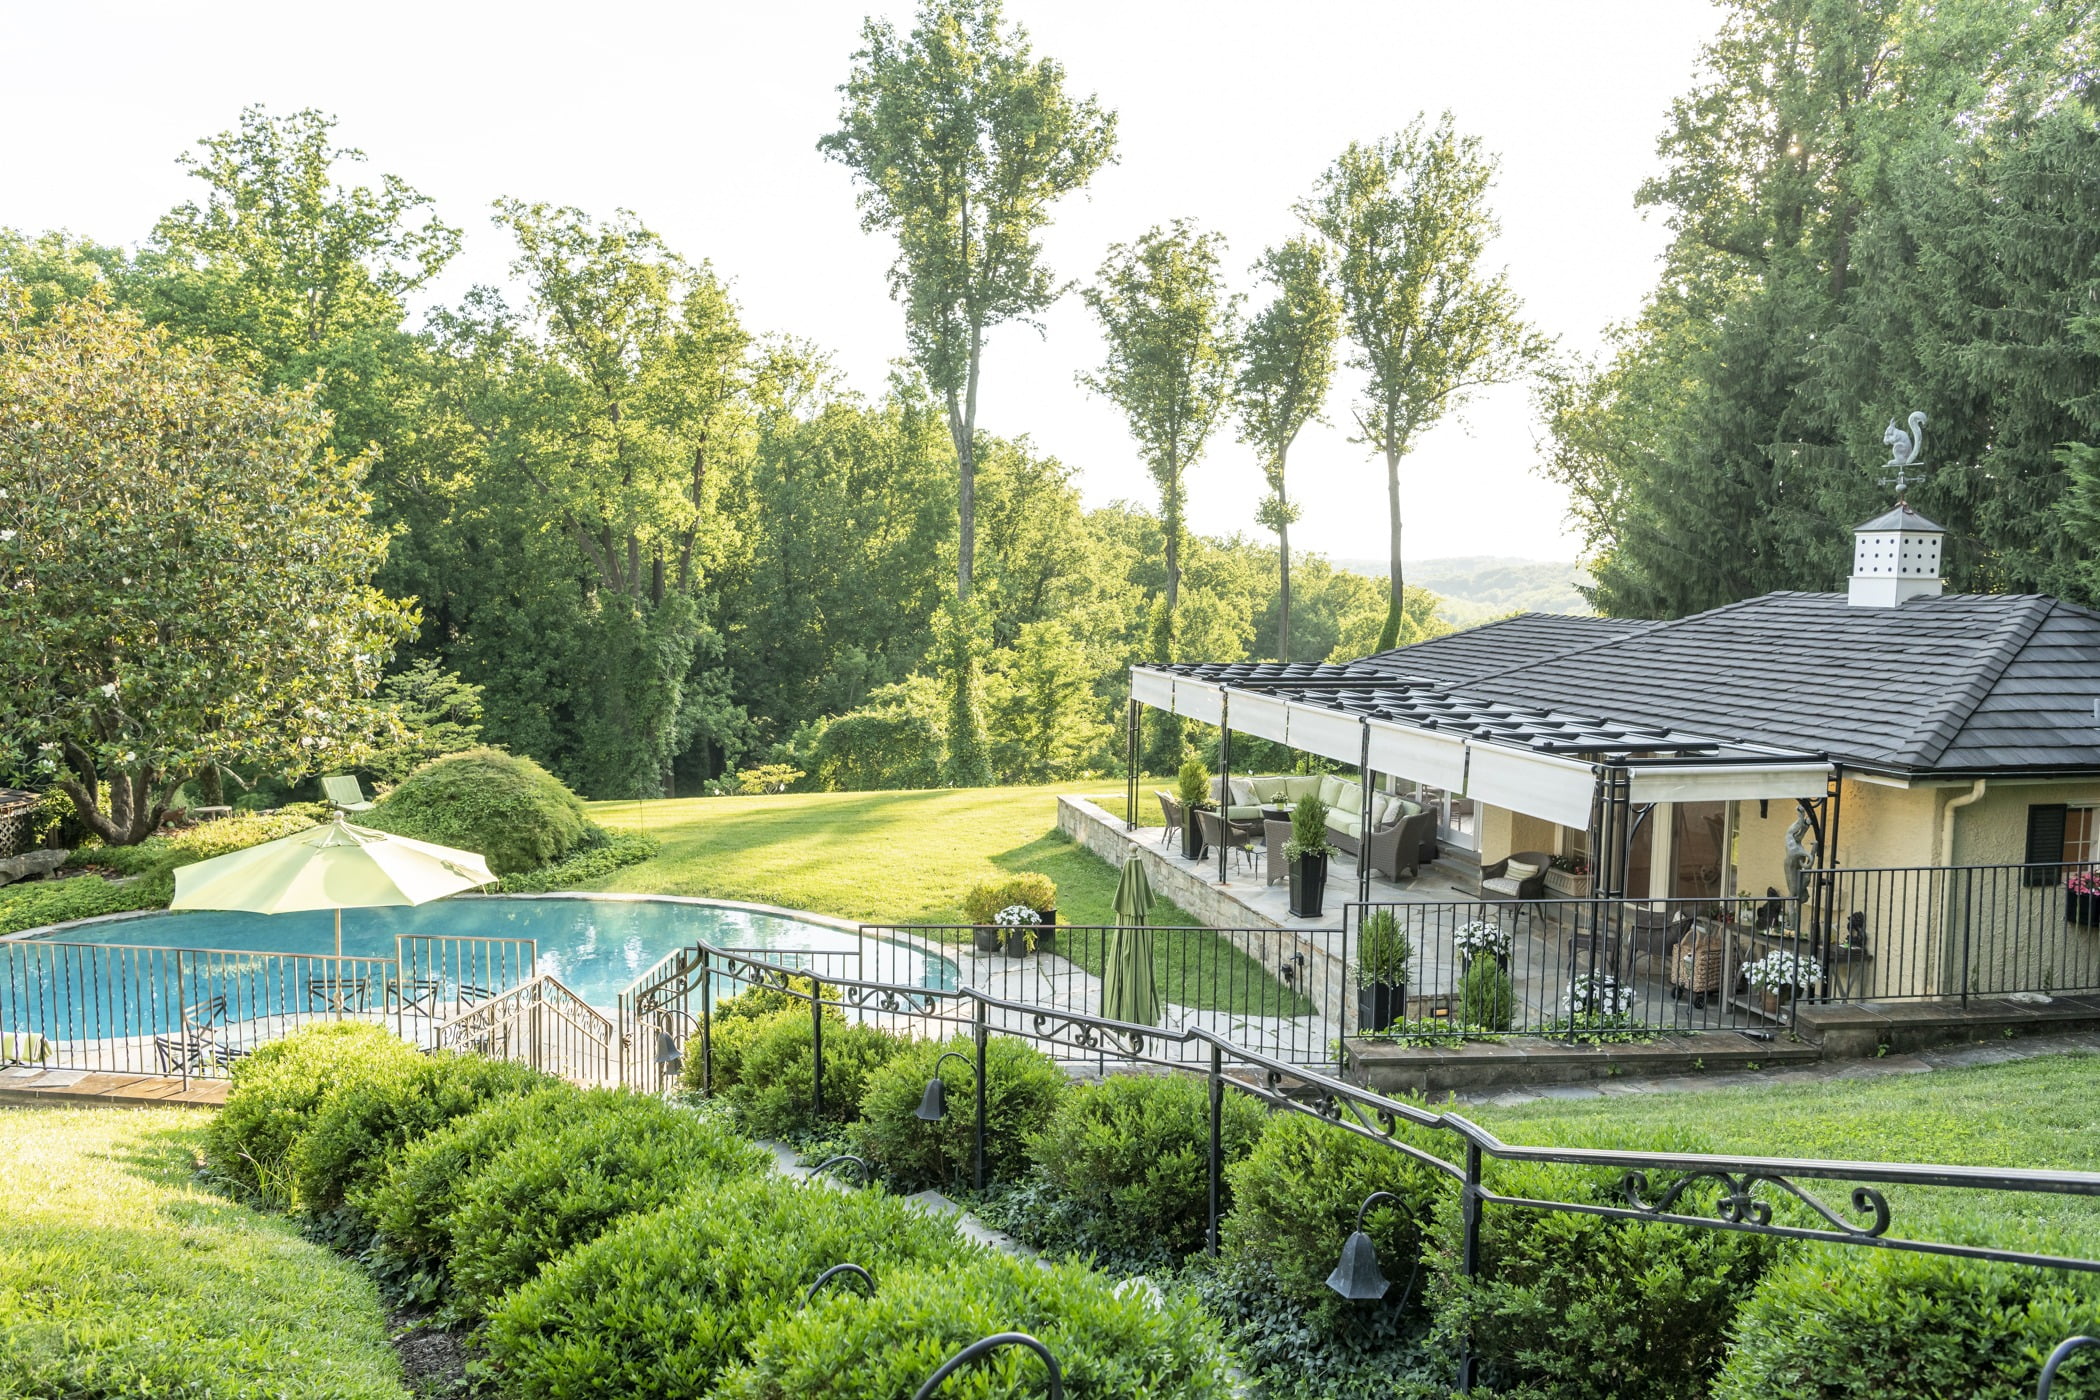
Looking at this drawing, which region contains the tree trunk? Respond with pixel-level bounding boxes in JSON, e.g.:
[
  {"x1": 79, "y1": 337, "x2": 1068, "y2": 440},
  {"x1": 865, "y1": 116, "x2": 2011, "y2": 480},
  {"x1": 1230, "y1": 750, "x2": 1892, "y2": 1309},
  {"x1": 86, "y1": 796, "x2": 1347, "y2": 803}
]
[
  {"x1": 1378, "y1": 446, "x2": 1405, "y2": 652},
  {"x1": 198, "y1": 765, "x2": 225, "y2": 808},
  {"x1": 1277, "y1": 517, "x2": 1292, "y2": 662},
  {"x1": 957, "y1": 435, "x2": 975, "y2": 603}
]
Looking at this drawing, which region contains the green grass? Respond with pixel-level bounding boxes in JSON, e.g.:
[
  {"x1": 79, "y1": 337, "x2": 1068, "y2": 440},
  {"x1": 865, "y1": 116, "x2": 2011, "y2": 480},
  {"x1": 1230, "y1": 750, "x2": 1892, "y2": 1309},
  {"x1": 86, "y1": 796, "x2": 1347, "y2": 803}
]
[
  {"x1": 0, "y1": 1105, "x2": 409, "y2": 1398},
  {"x1": 1467, "y1": 1051, "x2": 2100, "y2": 1242},
  {"x1": 585, "y1": 780, "x2": 1308, "y2": 1016}
]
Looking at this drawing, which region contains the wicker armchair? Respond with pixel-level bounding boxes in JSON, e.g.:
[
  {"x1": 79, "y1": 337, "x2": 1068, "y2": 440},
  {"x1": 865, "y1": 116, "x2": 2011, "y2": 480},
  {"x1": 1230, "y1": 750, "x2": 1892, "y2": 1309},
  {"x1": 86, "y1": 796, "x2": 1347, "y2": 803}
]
[
  {"x1": 1668, "y1": 919, "x2": 1727, "y2": 1007},
  {"x1": 1155, "y1": 790, "x2": 1183, "y2": 848},
  {"x1": 1197, "y1": 809, "x2": 1258, "y2": 873},
  {"x1": 1481, "y1": 851, "x2": 1552, "y2": 926},
  {"x1": 1264, "y1": 819, "x2": 1293, "y2": 886},
  {"x1": 1362, "y1": 810, "x2": 1437, "y2": 881}
]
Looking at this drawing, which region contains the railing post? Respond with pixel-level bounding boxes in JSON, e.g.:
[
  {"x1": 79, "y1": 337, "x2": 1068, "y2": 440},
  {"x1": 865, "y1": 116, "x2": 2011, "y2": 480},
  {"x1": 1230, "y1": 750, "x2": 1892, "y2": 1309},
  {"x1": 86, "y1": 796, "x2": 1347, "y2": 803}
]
[
  {"x1": 174, "y1": 948, "x2": 187, "y2": 1091},
  {"x1": 810, "y1": 975, "x2": 826, "y2": 1123},
  {"x1": 1125, "y1": 697, "x2": 1139, "y2": 832},
  {"x1": 1458, "y1": 1139, "x2": 1484, "y2": 1393},
  {"x1": 1960, "y1": 869, "x2": 1973, "y2": 1010},
  {"x1": 1207, "y1": 1041, "x2": 1223, "y2": 1256},
  {"x1": 973, "y1": 996, "x2": 989, "y2": 1192},
  {"x1": 700, "y1": 954, "x2": 714, "y2": 1095}
]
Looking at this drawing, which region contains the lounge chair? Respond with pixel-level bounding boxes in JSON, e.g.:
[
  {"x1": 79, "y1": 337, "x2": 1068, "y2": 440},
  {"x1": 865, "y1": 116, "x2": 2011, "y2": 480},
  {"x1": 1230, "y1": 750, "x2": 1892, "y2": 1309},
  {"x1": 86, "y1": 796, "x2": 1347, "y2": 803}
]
[
  {"x1": 321, "y1": 774, "x2": 375, "y2": 814},
  {"x1": 1481, "y1": 851, "x2": 1552, "y2": 927},
  {"x1": 153, "y1": 995, "x2": 240, "y2": 1074},
  {"x1": 1, "y1": 1031, "x2": 51, "y2": 1067}
]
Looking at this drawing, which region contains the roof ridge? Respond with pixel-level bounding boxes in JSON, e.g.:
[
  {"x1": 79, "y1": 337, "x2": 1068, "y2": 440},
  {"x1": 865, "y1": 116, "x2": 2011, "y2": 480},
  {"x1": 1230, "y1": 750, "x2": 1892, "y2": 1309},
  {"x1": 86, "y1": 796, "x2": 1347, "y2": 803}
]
[
  {"x1": 1901, "y1": 596, "x2": 2058, "y2": 767},
  {"x1": 1455, "y1": 592, "x2": 1774, "y2": 689}
]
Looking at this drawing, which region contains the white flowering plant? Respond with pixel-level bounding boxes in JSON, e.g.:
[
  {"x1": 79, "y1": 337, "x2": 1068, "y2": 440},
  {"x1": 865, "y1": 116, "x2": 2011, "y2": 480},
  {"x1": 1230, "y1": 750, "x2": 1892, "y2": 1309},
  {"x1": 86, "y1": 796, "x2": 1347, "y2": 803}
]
[
  {"x1": 993, "y1": 904, "x2": 1042, "y2": 927},
  {"x1": 1559, "y1": 972, "x2": 1637, "y2": 1019},
  {"x1": 1452, "y1": 919, "x2": 1510, "y2": 960},
  {"x1": 1742, "y1": 950, "x2": 1822, "y2": 993}
]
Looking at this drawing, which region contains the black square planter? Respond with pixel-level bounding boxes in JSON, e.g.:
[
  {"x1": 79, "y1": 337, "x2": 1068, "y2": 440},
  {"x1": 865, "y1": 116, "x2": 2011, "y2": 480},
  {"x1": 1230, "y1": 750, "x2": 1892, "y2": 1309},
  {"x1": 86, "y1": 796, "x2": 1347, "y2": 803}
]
[
  {"x1": 2069, "y1": 891, "x2": 2099, "y2": 928},
  {"x1": 1358, "y1": 980, "x2": 1408, "y2": 1034},
  {"x1": 1183, "y1": 810, "x2": 1209, "y2": 861},
  {"x1": 1288, "y1": 853, "x2": 1328, "y2": 918}
]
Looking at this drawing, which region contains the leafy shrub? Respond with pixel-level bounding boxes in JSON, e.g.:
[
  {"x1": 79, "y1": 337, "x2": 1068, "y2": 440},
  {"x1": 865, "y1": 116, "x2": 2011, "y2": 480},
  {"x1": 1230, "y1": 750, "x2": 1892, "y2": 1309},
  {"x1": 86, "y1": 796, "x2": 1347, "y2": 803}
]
[
  {"x1": 202, "y1": 1021, "x2": 423, "y2": 1203},
  {"x1": 1425, "y1": 1128, "x2": 1778, "y2": 1400},
  {"x1": 727, "y1": 1007, "x2": 908, "y2": 1139},
  {"x1": 1358, "y1": 909, "x2": 1411, "y2": 985},
  {"x1": 496, "y1": 830, "x2": 659, "y2": 892},
  {"x1": 1022, "y1": 1072, "x2": 1264, "y2": 1262},
  {"x1": 855, "y1": 1033, "x2": 1069, "y2": 1191},
  {"x1": 1177, "y1": 752, "x2": 1211, "y2": 809},
  {"x1": 719, "y1": 1252, "x2": 1233, "y2": 1399},
  {"x1": 1458, "y1": 956, "x2": 1514, "y2": 1031},
  {"x1": 84, "y1": 808, "x2": 322, "y2": 879},
  {"x1": 792, "y1": 676, "x2": 947, "y2": 791},
  {"x1": 0, "y1": 871, "x2": 170, "y2": 937},
  {"x1": 289, "y1": 1052, "x2": 553, "y2": 1228},
  {"x1": 361, "y1": 747, "x2": 595, "y2": 874},
  {"x1": 445, "y1": 1093, "x2": 770, "y2": 1315},
  {"x1": 1712, "y1": 1244, "x2": 2100, "y2": 1400},
  {"x1": 362, "y1": 1083, "x2": 587, "y2": 1297},
  {"x1": 1223, "y1": 1109, "x2": 1453, "y2": 1310},
  {"x1": 483, "y1": 1173, "x2": 969, "y2": 1399},
  {"x1": 680, "y1": 979, "x2": 837, "y2": 1094},
  {"x1": 962, "y1": 872, "x2": 1059, "y2": 924}
]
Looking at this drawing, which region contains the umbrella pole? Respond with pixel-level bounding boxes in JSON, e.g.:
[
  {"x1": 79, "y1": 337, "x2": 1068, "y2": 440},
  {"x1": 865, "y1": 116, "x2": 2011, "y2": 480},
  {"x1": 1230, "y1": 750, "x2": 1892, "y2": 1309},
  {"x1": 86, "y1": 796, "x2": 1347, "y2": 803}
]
[{"x1": 336, "y1": 907, "x2": 343, "y2": 959}]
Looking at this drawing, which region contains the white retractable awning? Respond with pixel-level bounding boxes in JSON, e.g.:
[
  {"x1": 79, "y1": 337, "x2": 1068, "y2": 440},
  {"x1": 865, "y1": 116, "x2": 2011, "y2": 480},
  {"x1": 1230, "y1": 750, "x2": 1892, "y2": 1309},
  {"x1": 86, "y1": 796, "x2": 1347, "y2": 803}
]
[
  {"x1": 1627, "y1": 763, "x2": 1831, "y2": 804},
  {"x1": 1172, "y1": 676, "x2": 1224, "y2": 726},
  {"x1": 1466, "y1": 743, "x2": 1598, "y2": 828},
  {"x1": 1130, "y1": 667, "x2": 1174, "y2": 709},
  {"x1": 1228, "y1": 690, "x2": 1292, "y2": 745},
  {"x1": 1366, "y1": 721, "x2": 1468, "y2": 792},
  {"x1": 1281, "y1": 702, "x2": 1365, "y2": 766}
]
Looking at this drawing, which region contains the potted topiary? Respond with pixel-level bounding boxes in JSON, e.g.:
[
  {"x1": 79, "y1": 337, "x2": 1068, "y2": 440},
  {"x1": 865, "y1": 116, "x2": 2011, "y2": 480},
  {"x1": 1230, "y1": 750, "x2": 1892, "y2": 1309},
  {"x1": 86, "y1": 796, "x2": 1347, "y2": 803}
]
[
  {"x1": 1284, "y1": 795, "x2": 1335, "y2": 919},
  {"x1": 1176, "y1": 753, "x2": 1213, "y2": 861},
  {"x1": 963, "y1": 874, "x2": 1058, "y2": 954},
  {"x1": 1355, "y1": 908, "x2": 1412, "y2": 1032}
]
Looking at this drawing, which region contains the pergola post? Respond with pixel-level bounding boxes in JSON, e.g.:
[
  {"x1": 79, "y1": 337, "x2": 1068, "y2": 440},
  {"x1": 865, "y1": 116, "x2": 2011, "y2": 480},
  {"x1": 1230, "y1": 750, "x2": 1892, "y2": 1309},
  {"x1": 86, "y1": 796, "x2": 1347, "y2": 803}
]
[
  {"x1": 1217, "y1": 691, "x2": 1232, "y2": 885},
  {"x1": 1357, "y1": 721, "x2": 1374, "y2": 909},
  {"x1": 1124, "y1": 697, "x2": 1139, "y2": 832}
]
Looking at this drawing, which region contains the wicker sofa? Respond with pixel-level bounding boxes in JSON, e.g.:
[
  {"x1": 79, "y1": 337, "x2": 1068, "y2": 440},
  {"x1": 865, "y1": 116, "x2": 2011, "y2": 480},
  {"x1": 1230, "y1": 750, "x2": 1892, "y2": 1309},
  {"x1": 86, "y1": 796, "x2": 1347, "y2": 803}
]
[{"x1": 1211, "y1": 774, "x2": 1438, "y2": 880}]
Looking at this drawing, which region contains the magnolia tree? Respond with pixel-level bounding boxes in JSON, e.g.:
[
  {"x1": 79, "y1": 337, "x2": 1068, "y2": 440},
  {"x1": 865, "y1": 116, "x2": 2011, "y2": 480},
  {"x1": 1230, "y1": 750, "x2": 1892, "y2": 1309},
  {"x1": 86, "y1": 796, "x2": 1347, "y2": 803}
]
[{"x1": 0, "y1": 291, "x2": 415, "y2": 844}]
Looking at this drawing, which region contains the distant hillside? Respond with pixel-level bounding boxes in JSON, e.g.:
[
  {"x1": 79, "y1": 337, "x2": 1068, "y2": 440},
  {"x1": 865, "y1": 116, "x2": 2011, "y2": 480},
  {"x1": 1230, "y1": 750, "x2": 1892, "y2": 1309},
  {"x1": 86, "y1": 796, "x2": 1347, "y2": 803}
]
[{"x1": 1334, "y1": 556, "x2": 1593, "y2": 627}]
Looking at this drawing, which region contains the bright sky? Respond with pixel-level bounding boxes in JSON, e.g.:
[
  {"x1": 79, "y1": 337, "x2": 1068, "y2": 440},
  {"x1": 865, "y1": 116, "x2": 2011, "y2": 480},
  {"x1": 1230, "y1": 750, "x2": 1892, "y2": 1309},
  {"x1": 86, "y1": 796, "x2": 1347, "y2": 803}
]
[{"x1": 1, "y1": 0, "x2": 1722, "y2": 566}]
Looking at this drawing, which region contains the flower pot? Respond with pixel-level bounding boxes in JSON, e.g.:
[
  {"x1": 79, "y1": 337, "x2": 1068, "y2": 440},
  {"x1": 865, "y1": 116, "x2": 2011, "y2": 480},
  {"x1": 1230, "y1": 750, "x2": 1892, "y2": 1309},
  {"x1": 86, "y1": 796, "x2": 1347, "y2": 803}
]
[
  {"x1": 1543, "y1": 868, "x2": 1592, "y2": 898},
  {"x1": 972, "y1": 926, "x2": 1002, "y2": 953},
  {"x1": 1759, "y1": 987, "x2": 1786, "y2": 1016},
  {"x1": 1182, "y1": 810, "x2": 1208, "y2": 861},
  {"x1": 1358, "y1": 979, "x2": 1408, "y2": 1034},
  {"x1": 2069, "y1": 891, "x2": 2100, "y2": 928},
  {"x1": 1001, "y1": 910, "x2": 1056, "y2": 957},
  {"x1": 1288, "y1": 853, "x2": 1328, "y2": 919}
]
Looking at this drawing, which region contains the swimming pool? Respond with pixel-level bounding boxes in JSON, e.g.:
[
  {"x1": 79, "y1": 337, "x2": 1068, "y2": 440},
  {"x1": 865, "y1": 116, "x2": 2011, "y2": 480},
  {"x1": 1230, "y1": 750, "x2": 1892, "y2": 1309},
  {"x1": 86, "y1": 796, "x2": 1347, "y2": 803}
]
[{"x1": 9, "y1": 894, "x2": 958, "y2": 1017}]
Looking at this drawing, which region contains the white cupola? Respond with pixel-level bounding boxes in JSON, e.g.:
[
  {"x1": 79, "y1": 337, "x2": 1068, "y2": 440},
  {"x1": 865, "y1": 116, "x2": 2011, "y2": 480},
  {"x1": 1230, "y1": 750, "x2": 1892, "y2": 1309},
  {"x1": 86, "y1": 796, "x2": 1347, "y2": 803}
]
[{"x1": 1848, "y1": 502, "x2": 1946, "y2": 607}]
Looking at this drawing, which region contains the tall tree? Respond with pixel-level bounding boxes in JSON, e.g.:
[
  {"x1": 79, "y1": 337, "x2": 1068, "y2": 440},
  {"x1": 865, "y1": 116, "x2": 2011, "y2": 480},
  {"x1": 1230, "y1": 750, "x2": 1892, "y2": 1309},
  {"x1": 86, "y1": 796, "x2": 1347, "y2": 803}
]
[
  {"x1": 1081, "y1": 221, "x2": 1238, "y2": 767},
  {"x1": 1304, "y1": 115, "x2": 1546, "y2": 650},
  {"x1": 820, "y1": 0, "x2": 1115, "y2": 606},
  {"x1": 0, "y1": 291, "x2": 413, "y2": 842},
  {"x1": 821, "y1": 0, "x2": 1114, "y2": 785},
  {"x1": 1233, "y1": 237, "x2": 1340, "y2": 661}
]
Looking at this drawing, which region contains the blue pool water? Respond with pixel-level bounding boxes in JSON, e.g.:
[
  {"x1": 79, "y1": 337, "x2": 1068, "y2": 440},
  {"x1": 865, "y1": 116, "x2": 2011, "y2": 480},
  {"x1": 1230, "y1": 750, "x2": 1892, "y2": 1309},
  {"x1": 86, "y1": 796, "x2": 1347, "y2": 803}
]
[{"x1": 5, "y1": 896, "x2": 957, "y2": 1043}]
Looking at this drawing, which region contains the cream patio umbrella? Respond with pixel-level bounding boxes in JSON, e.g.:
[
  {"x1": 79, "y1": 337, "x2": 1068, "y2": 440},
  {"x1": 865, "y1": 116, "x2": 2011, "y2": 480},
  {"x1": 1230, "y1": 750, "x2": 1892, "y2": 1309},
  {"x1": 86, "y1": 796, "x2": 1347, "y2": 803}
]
[{"x1": 170, "y1": 817, "x2": 496, "y2": 956}]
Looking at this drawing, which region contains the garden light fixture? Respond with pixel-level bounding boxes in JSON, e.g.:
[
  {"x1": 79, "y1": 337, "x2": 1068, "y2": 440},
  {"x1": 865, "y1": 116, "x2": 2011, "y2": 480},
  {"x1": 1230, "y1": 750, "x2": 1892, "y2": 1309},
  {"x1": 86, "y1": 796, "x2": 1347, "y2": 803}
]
[
  {"x1": 1327, "y1": 1190, "x2": 1402, "y2": 1301},
  {"x1": 915, "y1": 1050, "x2": 974, "y2": 1121}
]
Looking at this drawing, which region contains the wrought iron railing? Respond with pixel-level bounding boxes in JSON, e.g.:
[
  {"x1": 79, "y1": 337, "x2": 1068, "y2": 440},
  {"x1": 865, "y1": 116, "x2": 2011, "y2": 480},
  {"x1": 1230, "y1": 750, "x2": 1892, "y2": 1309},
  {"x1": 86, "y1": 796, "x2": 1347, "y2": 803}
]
[
  {"x1": 434, "y1": 972, "x2": 615, "y2": 1086},
  {"x1": 634, "y1": 936, "x2": 2100, "y2": 1394},
  {"x1": 1810, "y1": 860, "x2": 2100, "y2": 1005},
  {"x1": 0, "y1": 933, "x2": 535, "y2": 1083}
]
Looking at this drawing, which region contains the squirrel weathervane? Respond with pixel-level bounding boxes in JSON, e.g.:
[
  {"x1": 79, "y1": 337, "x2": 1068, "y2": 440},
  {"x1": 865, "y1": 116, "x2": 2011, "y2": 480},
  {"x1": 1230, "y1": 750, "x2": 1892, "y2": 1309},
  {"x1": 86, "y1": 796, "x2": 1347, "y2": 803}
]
[{"x1": 1880, "y1": 410, "x2": 1927, "y2": 497}]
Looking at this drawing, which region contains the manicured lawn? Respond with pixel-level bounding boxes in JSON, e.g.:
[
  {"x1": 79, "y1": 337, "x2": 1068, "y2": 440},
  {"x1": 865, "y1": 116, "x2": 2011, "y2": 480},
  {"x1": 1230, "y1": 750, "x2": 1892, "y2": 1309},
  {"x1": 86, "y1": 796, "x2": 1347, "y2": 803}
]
[
  {"x1": 1467, "y1": 1051, "x2": 2100, "y2": 1241},
  {"x1": 0, "y1": 1105, "x2": 409, "y2": 1398},
  {"x1": 586, "y1": 780, "x2": 1309, "y2": 1015}
]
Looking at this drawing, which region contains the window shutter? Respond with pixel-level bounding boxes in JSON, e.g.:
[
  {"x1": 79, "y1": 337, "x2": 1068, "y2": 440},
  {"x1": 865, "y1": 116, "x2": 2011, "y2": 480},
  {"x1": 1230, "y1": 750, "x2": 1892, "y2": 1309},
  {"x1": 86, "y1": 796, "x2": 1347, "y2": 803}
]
[{"x1": 2024, "y1": 804, "x2": 2069, "y2": 886}]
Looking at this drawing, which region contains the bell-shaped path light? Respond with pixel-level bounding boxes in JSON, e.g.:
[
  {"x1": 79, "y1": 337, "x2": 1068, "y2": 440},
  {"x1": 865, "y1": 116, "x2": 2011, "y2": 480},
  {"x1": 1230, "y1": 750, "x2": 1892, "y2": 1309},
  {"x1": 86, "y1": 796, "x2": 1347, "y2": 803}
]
[{"x1": 1327, "y1": 1190, "x2": 1404, "y2": 1301}]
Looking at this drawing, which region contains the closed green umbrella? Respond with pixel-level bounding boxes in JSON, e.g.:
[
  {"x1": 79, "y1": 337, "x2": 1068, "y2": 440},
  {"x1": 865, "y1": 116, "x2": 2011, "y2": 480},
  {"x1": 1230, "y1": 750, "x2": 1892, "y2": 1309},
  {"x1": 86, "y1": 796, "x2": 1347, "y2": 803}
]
[{"x1": 1101, "y1": 856, "x2": 1160, "y2": 1026}]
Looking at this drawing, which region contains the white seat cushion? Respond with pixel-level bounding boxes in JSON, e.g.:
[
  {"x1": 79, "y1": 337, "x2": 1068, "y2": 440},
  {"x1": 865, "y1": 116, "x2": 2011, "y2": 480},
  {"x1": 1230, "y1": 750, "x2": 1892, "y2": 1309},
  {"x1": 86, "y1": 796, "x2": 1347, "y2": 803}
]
[{"x1": 1482, "y1": 877, "x2": 1526, "y2": 897}]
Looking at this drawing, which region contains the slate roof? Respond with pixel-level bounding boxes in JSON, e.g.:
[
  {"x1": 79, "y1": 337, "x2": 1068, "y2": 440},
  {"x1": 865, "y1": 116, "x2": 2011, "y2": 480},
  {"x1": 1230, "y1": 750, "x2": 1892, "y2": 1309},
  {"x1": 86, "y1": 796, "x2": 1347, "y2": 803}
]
[
  {"x1": 1441, "y1": 592, "x2": 2100, "y2": 777},
  {"x1": 1147, "y1": 594, "x2": 2100, "y2": 777},
  {"x1": 1359, "y1": 613, "x2": 1657, "y2": 685}
]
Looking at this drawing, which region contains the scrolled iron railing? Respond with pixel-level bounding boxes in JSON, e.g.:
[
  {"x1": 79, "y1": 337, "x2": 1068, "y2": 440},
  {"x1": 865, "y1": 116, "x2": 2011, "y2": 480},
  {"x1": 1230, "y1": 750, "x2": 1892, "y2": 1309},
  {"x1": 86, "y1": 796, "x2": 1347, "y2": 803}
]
[{"x1": 435, "y1": 972, "x2": 616, "y2": 1085}]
